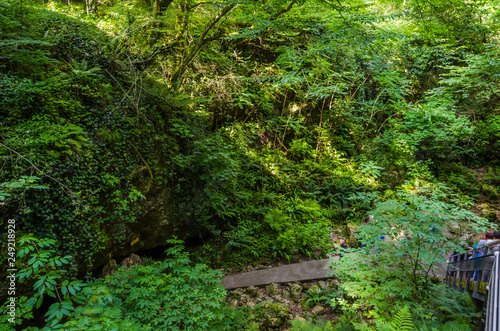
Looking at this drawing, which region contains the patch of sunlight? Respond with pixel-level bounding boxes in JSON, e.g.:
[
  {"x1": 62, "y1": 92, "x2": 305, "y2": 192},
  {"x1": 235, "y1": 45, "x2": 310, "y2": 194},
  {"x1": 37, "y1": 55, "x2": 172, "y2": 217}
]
[{"x1": 289, "y1": 103, "x2": 300, "y2": 113}]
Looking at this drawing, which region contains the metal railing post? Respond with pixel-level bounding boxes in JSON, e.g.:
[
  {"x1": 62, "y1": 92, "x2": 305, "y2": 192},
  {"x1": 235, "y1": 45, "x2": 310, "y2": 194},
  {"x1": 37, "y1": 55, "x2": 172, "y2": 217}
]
[{"x1": 485, "y1": 251, "x2": 499, "y2": 331}]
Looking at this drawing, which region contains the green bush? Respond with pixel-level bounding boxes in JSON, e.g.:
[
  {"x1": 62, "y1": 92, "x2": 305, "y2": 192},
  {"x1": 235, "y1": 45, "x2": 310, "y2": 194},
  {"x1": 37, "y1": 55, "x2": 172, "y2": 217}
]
[
  {"x1": 332, "y1": 184, "x2": 491, "y2": 319},
  {"x1": 0, "y1": 235, "x2": 86, "y2": 330},
  {"x1": 62, "y1": 238, "x2": 249, "y2": 330},
  {"x1": 291, "y1": 319, "x2": 335, "y2": 331}
]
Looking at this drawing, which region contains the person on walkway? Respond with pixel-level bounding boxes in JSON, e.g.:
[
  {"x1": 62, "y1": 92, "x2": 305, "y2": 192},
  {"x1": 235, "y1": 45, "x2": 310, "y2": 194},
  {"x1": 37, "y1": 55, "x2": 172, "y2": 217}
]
[
  {"x1": 472, "y1": 232, "x2": 494, "y2": 258},
  {"x1": 470, "y1": 232, "x2": 494, "y2": 280},
  {"x1": 480, "y1": 231, "x2": 500, "y2": 283}
]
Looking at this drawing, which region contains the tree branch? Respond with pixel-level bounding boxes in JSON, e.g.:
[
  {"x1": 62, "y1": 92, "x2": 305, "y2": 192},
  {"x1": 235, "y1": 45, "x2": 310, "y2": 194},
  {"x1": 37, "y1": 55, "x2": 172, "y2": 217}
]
[
  {"x1": 269, "y1": 0, "x2": 297, "y2": 21},
  {"x1": 169, "y1": 3, "x2": 236, "y2": 89}
]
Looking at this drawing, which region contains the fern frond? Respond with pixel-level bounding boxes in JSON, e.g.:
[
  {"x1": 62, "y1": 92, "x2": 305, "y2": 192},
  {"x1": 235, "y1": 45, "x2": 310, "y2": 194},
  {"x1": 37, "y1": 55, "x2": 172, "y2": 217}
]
[
  {"x1": 264, "y1": 208, "x2": 290, "y2": 231},
  {"x1": 387, "y1": 306, "x2": 414, "y2": 331}
]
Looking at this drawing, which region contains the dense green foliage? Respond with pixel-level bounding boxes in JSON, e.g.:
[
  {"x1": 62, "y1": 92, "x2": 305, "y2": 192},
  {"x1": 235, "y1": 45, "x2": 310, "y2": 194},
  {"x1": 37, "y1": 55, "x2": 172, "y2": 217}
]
[
  {"x1": 0, "y1": 238, "x2": 248, "y2": 330},
  {"x1": 1, "y1": 0, "x2": 500, "y2": 328},
  {"x1": 331, "y1": 186, "x2": 484, "y2": 328},
  {"x1": 62, "y1": 239, "x2": 248, "y2": 330}
]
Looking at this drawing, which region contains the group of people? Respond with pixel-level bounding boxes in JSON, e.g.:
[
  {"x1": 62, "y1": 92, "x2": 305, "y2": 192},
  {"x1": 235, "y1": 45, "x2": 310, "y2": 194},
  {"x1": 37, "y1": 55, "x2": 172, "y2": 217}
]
[
  {"x1": 468, "y1": 231, "x2": 500, "y2": 258},
  {"x1": 467, "y1": 231, "x2": 500, "y2": 282}
]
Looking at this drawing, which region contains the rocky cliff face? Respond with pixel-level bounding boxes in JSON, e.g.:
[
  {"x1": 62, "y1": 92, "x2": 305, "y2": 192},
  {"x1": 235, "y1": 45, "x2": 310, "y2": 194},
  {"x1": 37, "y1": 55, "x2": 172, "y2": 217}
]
[{"x1": 94, "y1": 182, "x2": 200, "y2": 269}]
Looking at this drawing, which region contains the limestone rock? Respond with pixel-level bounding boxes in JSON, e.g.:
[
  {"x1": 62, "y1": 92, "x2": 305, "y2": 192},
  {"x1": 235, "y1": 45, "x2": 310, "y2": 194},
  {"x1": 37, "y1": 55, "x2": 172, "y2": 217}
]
[
  {"x1": 460, "y1": 233, "x2": 473, "y2": 242},
  {"x1": 267, "y1": 316, "x2": 282, "y2": 328},
  {"x1": 326, "y1": 279, "x2": 337, "y2": 288},
  {"x1": 273, "y1": 293, "x2": 285, "y2": 304},
  {"x1": 308, "y1": 284, "x2": 321, "y2": 295},
  {"x1": 247, "y1": 298, "x2": 257, "y2": 308},
  {"x1": 478, "y1": 203, "x2": 491, "y2": 211},
  {"x1": 120, "y1": 253, "x2": 143, "y2": 269},
  {"x1": 318, "y1": 280, "x2": 328, "y2": 289},
  {"x1": 266, "y1": 283, "x2": 280, "y2": 296},
  {"x1": 261, "y1": 302, "x2": 289, "y2": 329},
  {"x1": 481, "y1": 208, "x2": 498, "y2": 222},
  {"x1": 228, "y1": 298, "x2": 238, "y2": 308},
  {"x1": 274, "y1": 294, "x2": 289, "y2": 304},
  {"x1": 246, "y1": 286, "x2": 258, "y2": 297},
  {"x1": 257, "y1": 288, "x2": 267, "y2": 301},
  {"x1": 282, "y1": 288, "x2": 291, "y2": 300},
  {"x1": 239, "y1": 294, "x2": 250, "y2": 305},
  {"x1": 289, "y1": 282, "x2": 303, "y2": 302},
  {"x1": 266, "y1": 297, "x2": 276, "y2": 304},
  {"x1": 311, "y1": 305, "x2": 326, "y2": 315},
  {"x1": 482, "y1": 184, "x2": 499, "y2": 201},
  {"x1": 243, "y1": 265, "x2": 255, "y2": 272},
  {"x1": 241, "y1": 294, "x2": 250, "y2": 303}
]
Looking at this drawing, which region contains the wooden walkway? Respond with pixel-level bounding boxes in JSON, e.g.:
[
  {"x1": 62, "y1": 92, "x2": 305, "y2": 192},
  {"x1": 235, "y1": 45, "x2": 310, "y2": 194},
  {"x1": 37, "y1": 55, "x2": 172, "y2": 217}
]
[
  {"x1": 222, "y1": 254, "x2": 448, "y2": 290},
  {"x1": 222, "y1": 257, "x2": 338, "y2": 290}
]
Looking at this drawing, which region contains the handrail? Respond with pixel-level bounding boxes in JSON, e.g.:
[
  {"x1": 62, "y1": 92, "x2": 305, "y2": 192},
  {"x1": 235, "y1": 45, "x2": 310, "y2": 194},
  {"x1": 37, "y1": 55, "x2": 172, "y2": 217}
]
[
  {"x1": 445, "y1": 247, "x2": 499, "y2": 331},
  {"x1": 447, "y1": 239, "x2": 500, "y2": 264},
  {"x1": 484, "y1": 239, "x2": 500, "y2": 247},
  {"x1": 468, "y1": 239, "x2": 500, "y2": 258},
  {"x1": 446, "y1": 239, "x2": 499, "y2": 299}
]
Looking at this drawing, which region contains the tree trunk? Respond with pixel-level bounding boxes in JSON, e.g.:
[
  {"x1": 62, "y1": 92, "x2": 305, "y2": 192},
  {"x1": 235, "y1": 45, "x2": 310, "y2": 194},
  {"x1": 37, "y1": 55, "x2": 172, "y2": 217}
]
[
  {"x1": 155, "y1": 0, "x2": 174, "y2": 17},
  {"x1": 85, "y1": 0, "x2": 98, "y2": 15}
]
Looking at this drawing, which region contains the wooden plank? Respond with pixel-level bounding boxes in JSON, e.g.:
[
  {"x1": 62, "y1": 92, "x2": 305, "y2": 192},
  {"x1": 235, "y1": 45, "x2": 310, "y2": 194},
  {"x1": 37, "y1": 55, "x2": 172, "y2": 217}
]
[
  {"x1": 223, "y1": 250, "x2": 450, "y2": 290},
  {"x1": 222, "y1": 257, "x2": 338, "y2": 290}
]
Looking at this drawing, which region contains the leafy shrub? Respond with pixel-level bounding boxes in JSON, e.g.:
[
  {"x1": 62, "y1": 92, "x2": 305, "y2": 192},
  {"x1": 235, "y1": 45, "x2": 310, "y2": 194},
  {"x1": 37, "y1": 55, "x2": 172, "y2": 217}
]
[
  {"x1": 62, "y1": 238, "x2": 249, "y2": 330},
  {"x1": 305, "y1": 286, "x2": 338, "y2": 310},
  {"x1": 264, "y1": 208, "x2": 291, "y2": 231},
  {"x1": 0, "y1": 235, "x2": 86, "y2": 329},
  {"x1": 289, "y1": 138, "x2": 314, "y2": 160},
  {"x1": 332, "y1": 185, "x2": 491, "y2": 317},
  {"x1": 291, "y1": 319, "x2": 335, "y2": 331}
]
